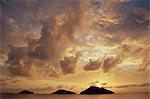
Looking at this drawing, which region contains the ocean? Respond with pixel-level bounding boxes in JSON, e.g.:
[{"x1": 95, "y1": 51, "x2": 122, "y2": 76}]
[{"x1": 1, "y1": 93, "x2": 149, "y2": 99}]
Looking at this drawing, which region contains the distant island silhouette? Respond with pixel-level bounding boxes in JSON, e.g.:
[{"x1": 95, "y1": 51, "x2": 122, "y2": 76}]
[
  {"x1": 19, "y1": 90, "x2": 34, "y2": 94},
  {"x1": 51, "y1": 89, "x2": 76, "y2": 94},
  {"x1": 80, "y1": 86, "x2": 114, "y2": 94},
  {"x1": 18, "y1": 86, "x2": 114, "y2": 95}
]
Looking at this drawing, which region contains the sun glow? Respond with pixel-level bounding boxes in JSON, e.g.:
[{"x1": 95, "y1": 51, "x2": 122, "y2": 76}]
[
  {"x1": 94, "y1": 83, "x2": 104, "y2": 88},
  {"x1": 90, "y1": 81, "x2": 107, "y2": 88}
]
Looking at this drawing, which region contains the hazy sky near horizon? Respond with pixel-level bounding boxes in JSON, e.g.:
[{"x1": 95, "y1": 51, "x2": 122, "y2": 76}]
[{"x1": 0, "y1": 0, "x2": 150, "y2": 94}]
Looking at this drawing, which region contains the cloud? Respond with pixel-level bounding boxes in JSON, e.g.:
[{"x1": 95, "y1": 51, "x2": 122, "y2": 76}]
[
  {"x1": 90, "y1": 0, "x2": 149, "y2": 44},
  {"x1": 0, "y1": 77, "x2": 20, "y2": 87},
  {"x1": 101, "y1": 55, "x2": 122, "y2": 73},
  {"x1": 6, "y1": 47, "x2": 35, "y2": 76},
  {"x1": 32, "y1": 86, "x2": 54, "y2": 92},
  {"x1": 0, "y1": 78, "x2": 8, "y2": 86},
  {"x1": 4, "y1": 0, "x2": 86, "y2": 77},
  {"x1": 1, "y1": 0, "x2": 39, "y2": 54},
  {"x1": 138, "y1": 83, "x2": 150, "y2": 87},
  {"x1": 84, "y1": 59, "x2": 102, "y2": 71},
  {"x1": 115, "y1": 84, "x2": 138, "y2": 88},
  {"x1": 1, "y1": 0, "x2": 87, "y2": 54},
  {"x1": 139, "y1": 46, "x2": 150, "y2": 71},
  {"x1": 102, "y1": 56, "x2": 121, "y2": 73},
  {"x1": 118, "y1": 43, "x2": 143, "y2": 57},
  {"x1": 6, "y1": 42, "x2": 61, "y2": 77},
  {"x1": 106, "y1": 82, "x2": 150, "y2": 89},
  {"x1": 60, "y1": 53, "x2": 81, "y2": 74},
  {"x1": 89, "y1": 81, "x2": 108, "y2": 87},
  {"x1": 1, "y1": 0, "x2": 149, "y2": 79},
  {"x1": 83, "y1": 55, "x2": 121, "y2": 73},
  {"x1": 57, "y1": 84, "x2": 77, "y2": 90}
]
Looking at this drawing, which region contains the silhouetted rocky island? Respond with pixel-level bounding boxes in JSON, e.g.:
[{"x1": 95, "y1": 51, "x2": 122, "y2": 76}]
[
  {"x1": 80, "y1": 86, "x2": 114, "y2": 94},
  {"x1": 51, "y1": 89, "x2": 76, "y2": 94},
  {"x1": 19, "y1": 90, "x2": 34, "y2": 94}
]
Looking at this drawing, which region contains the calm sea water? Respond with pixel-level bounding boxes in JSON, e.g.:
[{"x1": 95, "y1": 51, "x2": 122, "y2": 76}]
[{"x1": 1, "y1": 93, "x2": 149, "y2": 99}]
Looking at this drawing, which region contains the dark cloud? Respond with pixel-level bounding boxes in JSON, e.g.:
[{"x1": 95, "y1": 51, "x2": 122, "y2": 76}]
[
  {"x1": 60, "y1": 53, "x2": 81, "y2": 74},
  {"x1": 4, "y1": 0, "x2": 86, "y2": 77},
  {"x1": 115, "y1": 84, "x2": 138, "y2": 88},
  {"x1": 83, "y1": 55, "x2": 121, "y2": 73},
  {"x1": 5, "y1": 46, "x2": 40, "y2": 77},
  {"x1": 0, "y1": 78, "x2": 7, "y2": 83},
  {"x1": 84, "y1": 59, "x2": 102, "y2": 71},
  {"x1": 1, "y1": 0, "x2": 86, "y2": 54},
  {"x1": 139, "y1": 83, "x2": 150, "y2": 87},
  {"x1": 102, "y1": 56, "x2": 122, "y2": 73}
]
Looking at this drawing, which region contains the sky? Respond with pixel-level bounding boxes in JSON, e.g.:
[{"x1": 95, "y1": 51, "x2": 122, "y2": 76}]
[{"x1": 0, "y1": 0, "x2": 150, "y2": 94}]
